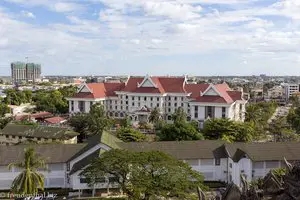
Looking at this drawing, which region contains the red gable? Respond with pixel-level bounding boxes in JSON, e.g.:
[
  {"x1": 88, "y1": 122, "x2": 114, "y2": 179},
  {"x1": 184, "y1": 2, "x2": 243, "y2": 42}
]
[
  {"x1": 71, "y1": 76, "x2": 243, "y2": 104},
  {"x1": 120, "y1": 76, "x2": 186, "y2": 94},
  {"x1": 73, "y1": 82, "x2": 125, "y2": 99}
]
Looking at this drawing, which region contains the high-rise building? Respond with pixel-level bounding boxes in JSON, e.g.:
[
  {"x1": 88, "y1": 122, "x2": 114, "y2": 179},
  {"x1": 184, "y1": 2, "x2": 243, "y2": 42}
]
[{"x1": 11, "y1": 62, "x2": 41, "y2": 84}]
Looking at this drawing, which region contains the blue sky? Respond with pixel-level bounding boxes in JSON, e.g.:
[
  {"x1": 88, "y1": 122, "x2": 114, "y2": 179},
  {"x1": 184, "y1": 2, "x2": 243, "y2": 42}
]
[{"x1": 0, "y1": 0, "x2": 299, "y2": 76}]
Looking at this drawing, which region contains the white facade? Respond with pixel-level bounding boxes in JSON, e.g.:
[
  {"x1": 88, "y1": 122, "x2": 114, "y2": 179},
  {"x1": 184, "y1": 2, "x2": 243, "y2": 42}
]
[
  {"x1": 67, "y1": 77, "x2": 247, "y2": 124},
  {"x1": 0, "y1": 163, "x2": 66, "y2": 190}
]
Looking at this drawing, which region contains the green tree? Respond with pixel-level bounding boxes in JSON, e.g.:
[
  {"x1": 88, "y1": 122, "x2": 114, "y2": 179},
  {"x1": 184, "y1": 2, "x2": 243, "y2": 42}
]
[
  {"x1": 34, "y1": 90, "x2": 68, "y2": 114},
  {"x1": 172, "y1": 107, "x2": 187, "y2": 123},
  {"x1": 289, "y1": 96, "x2": 300, "y2": 107},
  {"x1": 203, "y1": 118, "x2": 255, "y2": 142},
  {"x1": 269, "y1": 116, "x2": 298, "y2": 142},
  {"x1": 120, "y1": 116, "x2": 131, "y2": 128},
  {"x1": 88, "y1": 103, "x2": 112, "y2": 135},
  {"x1": 0, "y1": 117, "x2": 12, "y2": 129},
  {"x1": 68, "y1": 113, "x2": 90, "y2": 142},
  {"x1": 117, "y1": 127, "x2": 146, "y2": 142},
  {"x1": 0, "y1": 103, "x2": 10, "y2": 117},
  {"x1": 8, "y1": 147, "x2": 47, "y2": 194},
  {"x1": 287, "y1": 107, "x2": 300, "y2": 134},
  {"x1": 148, "y1": 107, "x2": 161, "y2": 124},
  {"x1": 158, "y1": 121, "x2": 204, "y2": 141},
  {"x1": 81, "y1": 149, "x2": 206, "y2": 200}
]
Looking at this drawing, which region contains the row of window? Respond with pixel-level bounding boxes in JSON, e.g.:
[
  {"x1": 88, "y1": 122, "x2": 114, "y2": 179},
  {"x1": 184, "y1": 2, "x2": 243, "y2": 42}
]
[{"x1": 194, "y1": 106, "x2": 226, "y2": 119}]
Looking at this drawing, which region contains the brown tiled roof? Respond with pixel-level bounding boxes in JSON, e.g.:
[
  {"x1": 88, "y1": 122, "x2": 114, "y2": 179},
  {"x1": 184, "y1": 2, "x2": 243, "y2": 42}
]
[
  {"x1": 0, "y1": 144, "x2": 85, "y2": 165},
  {"x1": 121, "y1": 141, "x2": 300, "y2": 162},
  {"x1": 0, "y1": 124, "x2": 79, "y2": 140},
  {"x1": 120, "y1": 140, "x2": 225, "y2": 160}
]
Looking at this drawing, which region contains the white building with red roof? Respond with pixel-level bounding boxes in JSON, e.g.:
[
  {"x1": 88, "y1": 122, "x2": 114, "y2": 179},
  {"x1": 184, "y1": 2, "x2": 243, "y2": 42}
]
[{"x1": 66, "y1": 75, "x2": 247, "y2": 126}]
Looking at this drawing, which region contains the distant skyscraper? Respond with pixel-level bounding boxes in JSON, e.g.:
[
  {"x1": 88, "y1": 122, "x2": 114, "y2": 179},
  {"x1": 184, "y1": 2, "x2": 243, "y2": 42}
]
[{"x1": 11, "y1": 62, "x2": 41, "y2": 84}]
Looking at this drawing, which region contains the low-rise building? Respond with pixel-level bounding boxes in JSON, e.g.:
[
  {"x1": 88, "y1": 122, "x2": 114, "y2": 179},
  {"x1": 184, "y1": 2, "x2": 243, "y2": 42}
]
[
  {"x1": 0, "y1": 124, "x2": 78, "y2": 145},
  {"x1": 67, "y1": 75, "x2": 247, "y2": 126},
  {"x1": 0, "y1": 132, "x2": 299, "y2": 193}
]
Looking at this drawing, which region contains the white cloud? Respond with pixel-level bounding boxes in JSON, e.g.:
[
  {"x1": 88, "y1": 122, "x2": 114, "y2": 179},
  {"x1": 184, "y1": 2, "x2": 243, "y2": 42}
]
[
  {"x1": 143, "y1": 1, "x2": 202, "y2": 20},
  {"x1": 21, "y1": 10, "x2": 35, "y2": 18},
  {"x1": 52, "y1": 2, "x2": 84, "y2": 13}
]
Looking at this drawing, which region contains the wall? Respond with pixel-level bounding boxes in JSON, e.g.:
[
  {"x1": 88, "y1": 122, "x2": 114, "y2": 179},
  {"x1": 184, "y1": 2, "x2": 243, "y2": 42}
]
[{"x1": 0, "y1": 163, "x2": 66, "y2": 190}]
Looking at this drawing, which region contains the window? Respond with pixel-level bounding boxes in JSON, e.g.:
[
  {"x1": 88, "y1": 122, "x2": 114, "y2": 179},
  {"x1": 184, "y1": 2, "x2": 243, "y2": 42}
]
[
  {"x1": 205, "y1": 106, "x2": 215, "y2": 118},
  {"x1": 144, "y1": 97, "x2": 147, "y2": 101},
  {"x1": 215, "y1": 158, "x2": 221, "y2": 166},
  {"x1": 18, "y1": 136, "x2": 22, "y2": 139},
  {"x1": 157, "y1": 103, "x2": 159, "y2": 107},
  {"x1": 138, "y1": 97, "x2": 141, "y2": 101},
  {"x1": 78, "y1": 101, "x2": 85, "y2": 112},
  {"x1": 115, "y1": 100, "x2": 117, "y2": 104},
  {"x1": 181, "y1": 97, "x2": 184, "y2": 101},
  {"x1": 167, "y1": 115, "x2": 172, "y2": 120},
  {"x1": 229, "y1": 163, "x2": 232, "y2": 168},
  {"x1": 121, "y1": 106, "x2": 123, "y2": 110},
  {"x1": 168, "y1": 108, "x2": 171, "y2": 112},
  {"x1": 126, "y1": 101, "x2": 128, "y2": 105},
  {"x1": 168, "y1": 96, "x2": 171, "y2": 101},
  {"x1": 157, "y1": 97, "x2": 159, "y2": 101},
  {"x1": 90, "y1": 102, "x2": 93, "y2": 107},
  {"x1": 132, "y1": 102, "x2": 135, "y2": 106},
  {"x1": 195, "y1": 106, "x2": 198, "y2": 111},
  {"x1": 110, "y1": 105, "x2": 112, "y2": 109},
  {"x1": 115, "y1": 106, "x2": 117, "y2": 110},
  {"x1": 132, "y1": 97, "x2": 134, "y2": 100},
  {"x1": 174, "y1": 103, "x2": 177, "y2": 107},
  {"x1": 150, "y1": 103, "x2": 153, "y2": 107},
  {"x1": 71, "y1": 101, "x2": 74, "y2": 111},
  {"x1": 181, "y1": 103, "x2": 184, "y2": 107},
  {"x1": 168, "y1": 102, "x2": 171, "y2": 106},
  {"x1": 194, "y1": 112, "x2": 198, "y2": 118},
  {"x1": 126, "y1": 96, "x2": 128, "y2": 99},
  {"x1": 174, "y1": 97, "x2": 177, "y2": 101},
  {"x1": 12, "y1": 136, "x2": 16, "y2": 139},
  {"x1": 222, "y1": 107, "x2": 226, "y2": 118},
  {"x1": 138, "y1": 103, "x2": 140, "y2": 107},
  {"x1": 151, "y1": 97, "x2": 153, "y2": 101}
]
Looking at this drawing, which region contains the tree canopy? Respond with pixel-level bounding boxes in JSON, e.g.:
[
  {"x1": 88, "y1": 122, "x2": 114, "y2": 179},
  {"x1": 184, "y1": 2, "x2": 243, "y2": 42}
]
[
  {"x1": 203, "y1": 118, "x2": 255, "y2": 142},
  {"x1": 88, "y1": 104, "x2": 112, "y2": 135},
  {"x1": 116, "y1": 127, "x2": 146, "y2": 142},
  {"x1": 287, "y1": 107, "x2": 300, "y2": 134},
  {"x1": 81, "y1": 149, "x2": 206, "y2": 200},
  {"x1": 157, "y1": 107, "x2": 203, "y2": 141}
]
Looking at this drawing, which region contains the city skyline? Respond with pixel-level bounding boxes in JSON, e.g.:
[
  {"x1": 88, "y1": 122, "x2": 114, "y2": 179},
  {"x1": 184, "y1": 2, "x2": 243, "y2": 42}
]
[{"x1": 0, "y1": 0, "x2": 300, "y2": 76}]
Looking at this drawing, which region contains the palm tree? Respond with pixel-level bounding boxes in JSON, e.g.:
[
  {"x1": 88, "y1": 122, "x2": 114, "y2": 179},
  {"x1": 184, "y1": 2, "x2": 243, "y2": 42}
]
[
  {"x1": 8, "y1": 147, "x2": 47, "y2": 194},
  {"x1": 148, "y1": 107, "x2": 161, "y2": 124}
]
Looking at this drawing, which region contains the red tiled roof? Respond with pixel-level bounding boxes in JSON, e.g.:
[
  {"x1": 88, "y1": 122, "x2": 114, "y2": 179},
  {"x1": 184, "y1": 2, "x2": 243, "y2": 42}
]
[
  {"x1": 228, "y1": 91, "x2": 243, "y2": 101},
  {"x1": 71, "y1": 76, "x2": 243, "y2": 104},
  {"x1": 185, "y1": 84, "x2": 209, "y2": 98},
  {"x1": 120, "y1": 76, "x2": 186, "y2": 94},
  {"x1": 15, "y1": 114, "x2": 30, "y2": 121},
  {"x1": 31, "y1": 112, "x2": 53, "y2": 119},
  {"x1": 73, "y1": 83, "x2": 125, "y2": 99},
  {"x1": 44, "y1": 117, "x2": 66, "y2": 124}
]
